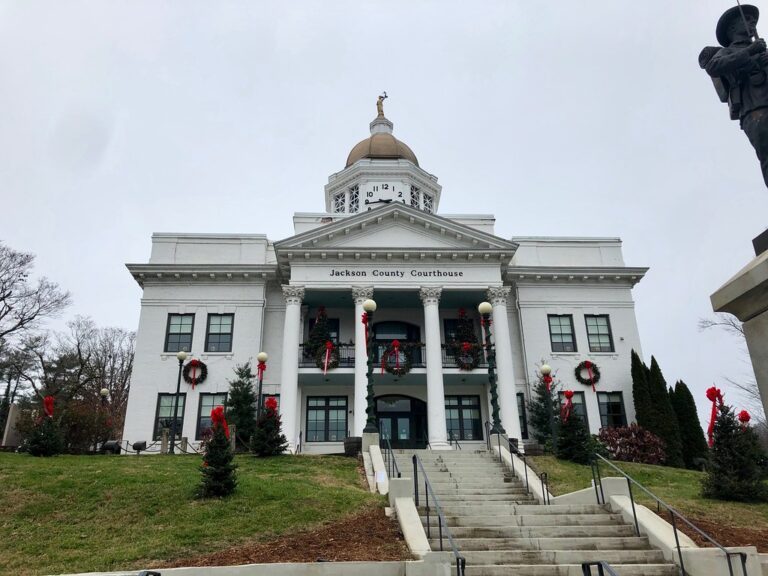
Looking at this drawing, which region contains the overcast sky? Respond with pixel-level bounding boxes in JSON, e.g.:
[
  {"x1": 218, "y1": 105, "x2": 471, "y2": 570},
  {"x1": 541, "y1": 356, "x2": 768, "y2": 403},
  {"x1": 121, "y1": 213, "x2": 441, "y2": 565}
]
[{"x1": 1, "y1": 0, "x2": 765, "y2": 425}]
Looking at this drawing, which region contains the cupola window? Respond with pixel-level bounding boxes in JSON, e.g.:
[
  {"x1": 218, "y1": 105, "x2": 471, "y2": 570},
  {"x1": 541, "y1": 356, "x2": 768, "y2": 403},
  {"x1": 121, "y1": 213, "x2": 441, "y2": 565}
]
[
  {"x1": 410, "y1": 186, "x2": 420, "y2": 208},
  {"x1": 333, "y1": 191, "x2": 346, "y2": 213},
  {"x1": 349, "y1": 185, "x2": 360, "y2": 213},
  {"x1": 423, "y1": 193, "x2": 434, "y2": 214}
]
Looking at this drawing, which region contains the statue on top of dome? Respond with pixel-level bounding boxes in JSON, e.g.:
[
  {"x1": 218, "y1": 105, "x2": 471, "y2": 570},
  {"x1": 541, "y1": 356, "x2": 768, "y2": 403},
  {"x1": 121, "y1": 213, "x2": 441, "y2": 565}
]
[{"x1": 376, "y1": 91, "x2": 388, "y2": 117}]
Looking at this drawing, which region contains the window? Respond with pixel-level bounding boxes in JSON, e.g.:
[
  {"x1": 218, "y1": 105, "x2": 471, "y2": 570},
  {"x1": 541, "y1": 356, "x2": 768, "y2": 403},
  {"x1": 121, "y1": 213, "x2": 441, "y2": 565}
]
[
  {"x1": 154, "y1": 393, "x2": 186, "y2": 440},
  {"x1": 165, "y1": 314, "x2": 194, "y2": 353},
  {"x1": 443, "y1": 319, "x2": 459, "y2": 342},
  {"x1": 308, "y1": 317, "x2": 340, "y2": 344},
  {"x1": 585, "y1": 315, "x2": 614, "y2": 353},
  {"x1": 423, "y1": 192, "x2": 434, "y2": 214},
  {"x1": 349, "y1": 185, "x2": 360, "y2": 213},
  {"x1": 306, "y1": 397, "x2": 347, "y2": 442},
  {"x1": 205, "y1": 314, "x2": 234, "y2": 352},
  {"x1": 548, "y1": 315, "x2": 576, "y2": 352},
  {"x1": 445, "y1": 396, "x2": 482, "y2": 441},
  {"x1": 559, "y1": 391, "x2": 588, "y2": 427},
  {"x1": 410, "y1": 185, "x2": 420, "y2": 208},
  {"x1": 333, "y1": 191, "x2": 346, "y2": 213},
  {"x1": 197, "y1": 393, "x2": 227, "y2": 439},
  {"x1": 517, "y1": 393, "x2": 529, "y2": 440},
  {"x1": 597, "y1": 392, "x2": 626, "y2": 429}
]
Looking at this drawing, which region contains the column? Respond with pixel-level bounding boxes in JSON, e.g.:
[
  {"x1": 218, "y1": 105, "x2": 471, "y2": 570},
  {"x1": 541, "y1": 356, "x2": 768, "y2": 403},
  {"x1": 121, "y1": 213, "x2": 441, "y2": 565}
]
[
  {"x1": 487, "y1": 286, "x2": 523, "y2": 442},
  {"x1": 280, "y1": 285, "x2": 305, "y2": 452},
  {"x1": 352, "y1": 286, "x2": 374, "y2": 436},
  {"x1": 420, "y1": 287, "x2": 449, "y2": 449}
]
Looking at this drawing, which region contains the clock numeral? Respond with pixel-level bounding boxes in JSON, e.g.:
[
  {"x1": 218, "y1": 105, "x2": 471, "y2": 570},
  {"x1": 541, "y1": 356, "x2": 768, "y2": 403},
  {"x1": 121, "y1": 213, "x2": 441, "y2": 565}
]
[
  {"x1": 372, "y1": 186, "x2": 378, "y2": 193},
  {"x1": 382, "y1": 184, "x2": 389, "y2": 190},
  {"x1": 397, "y1": 191, "x2": 403, "y2": 198},
  {"x1": 366, "y1": 191, "x2": 374, "y2": 198}
]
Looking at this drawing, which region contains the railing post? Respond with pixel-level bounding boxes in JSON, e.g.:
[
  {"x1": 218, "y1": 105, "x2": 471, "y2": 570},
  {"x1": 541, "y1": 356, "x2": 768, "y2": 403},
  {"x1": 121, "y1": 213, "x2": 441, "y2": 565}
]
[
  {"x1": 626, "y1": 478, "x2": 640, "y2": 536},
  {"x1": 425, "y1": 480, "x2": 430, "y2": 539},
  {"x1": 668, "y1": 511, "x2": 688, "y2": 576},
  {"x1": 413, "y1": 455, "x2": 419, "y2": 507}
]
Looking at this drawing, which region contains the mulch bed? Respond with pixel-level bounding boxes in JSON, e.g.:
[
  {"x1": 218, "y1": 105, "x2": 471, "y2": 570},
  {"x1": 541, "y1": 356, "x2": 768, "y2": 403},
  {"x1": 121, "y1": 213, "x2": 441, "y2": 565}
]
[
  {"x1": 669, "y1": 515, "x2": 768, "y2": 552},
  {"x1": 160, "y1": 505, "x2": 413, "y2": 567}
]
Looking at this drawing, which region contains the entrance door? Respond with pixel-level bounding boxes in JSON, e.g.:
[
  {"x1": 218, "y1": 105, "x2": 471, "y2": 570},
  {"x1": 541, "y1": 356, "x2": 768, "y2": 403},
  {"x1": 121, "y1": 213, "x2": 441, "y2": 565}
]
[{"x1": 376, "y1": 395, "x2": 427, "y2": 449}]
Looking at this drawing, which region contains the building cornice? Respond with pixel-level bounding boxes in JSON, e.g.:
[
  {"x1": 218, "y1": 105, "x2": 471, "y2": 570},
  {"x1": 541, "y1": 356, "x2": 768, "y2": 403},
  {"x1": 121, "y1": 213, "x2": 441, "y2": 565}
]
[
  {"x1": 126, "y1": 263, "x2": 277, "y2": 288},
  {"x1": 507, "y1": 266, "x2": 648, "y2": 286}
]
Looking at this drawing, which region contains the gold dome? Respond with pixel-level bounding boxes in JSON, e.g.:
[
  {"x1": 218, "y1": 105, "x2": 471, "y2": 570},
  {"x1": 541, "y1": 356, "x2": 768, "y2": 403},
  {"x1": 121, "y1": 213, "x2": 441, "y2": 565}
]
[{"x1": 345, "y1": 132, "x2": 419, "y2": 168}]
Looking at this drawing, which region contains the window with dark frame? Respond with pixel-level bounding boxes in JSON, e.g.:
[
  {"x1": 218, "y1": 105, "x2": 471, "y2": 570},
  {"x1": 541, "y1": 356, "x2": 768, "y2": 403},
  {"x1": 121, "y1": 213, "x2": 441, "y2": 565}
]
[
  {"x1": 597, "y1": 392, "x2": 627, "y2": 429},
  {"x1": 443, "y1": 319, "x2": 459, "y2": 342},
  {"x1": 307, "y1": 317, "x2": 340, "y2": 344},
  {"x1": 197, "y1": 393, "x2": 227, "y2": 439},
  {"x1": 548, "y1": 314, "x2": 577, "y2": 352},
  {"x1": 445, "y1": 396, "x2": 482, "y2": 441},
  {"x1": 585, "y1": 315, "x2": 615, "y2": 353},
  {"x1": 558, "y1": 390, "x2": 588, "y2": 428},
  {"x1": 165, "y1": 314, "x2": 194, "y2": 353},
  {"x1": 154, "y1": 393, "x2": 186, "y2": 440},
  {"x1": 517, "y1": 393, "x2": 529, "y2": 440},
  {"x1": 306, "y1": 396, "x2": 347, "y2": 442},
  {"x1": 205, "y1": 314, "x2": 234, "y2": 352}
]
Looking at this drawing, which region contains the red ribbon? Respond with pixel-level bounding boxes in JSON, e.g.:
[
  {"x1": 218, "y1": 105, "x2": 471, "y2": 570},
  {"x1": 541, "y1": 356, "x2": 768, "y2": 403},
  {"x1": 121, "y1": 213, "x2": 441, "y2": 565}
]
[
  {"x1": 584, "y1": 360, "x2": 596, "y2": 392},
  {"x1": 257, "y1": 360, "x2": 266, "y2": 380},
  {"x1": 43, "y1": 395, "x2": 54, "y2": 418},
  {"x1": 462, "y1": 341, "x2": 471, "y2": 353},
  {"x1": 211, "y1": 405, "x2": 230, "y2": 439},
  {"x1": 543, "y1": 374, "x2": 553, "y2": 394},
  {"x1": 323, "y1": 340, "x2": 333, "y2": 375},
  {"x1": 738, "y1": 409, "x2": 751, "y2": 431},
  {"x1": 706, "y1": 386, "x2": 724, "y2": 447},
  {"x1": 189, "y1": 358, "x2": 200, "y2": 390},
  {"x1": 381, "y1": 339, "x2": 401, "y2": 374},
  {"x1": 561, "y1": 390, "x2": 574, "y2": 422},
  {"x1": 361, "y1": 313, "x2": 369, "y2": 353}
]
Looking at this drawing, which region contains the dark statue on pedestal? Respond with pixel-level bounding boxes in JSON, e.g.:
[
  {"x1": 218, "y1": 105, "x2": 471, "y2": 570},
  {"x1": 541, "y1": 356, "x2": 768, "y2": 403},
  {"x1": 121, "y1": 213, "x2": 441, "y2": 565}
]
[{"x1": 701, "y1": 5, "x2": 768, "y2": 187}]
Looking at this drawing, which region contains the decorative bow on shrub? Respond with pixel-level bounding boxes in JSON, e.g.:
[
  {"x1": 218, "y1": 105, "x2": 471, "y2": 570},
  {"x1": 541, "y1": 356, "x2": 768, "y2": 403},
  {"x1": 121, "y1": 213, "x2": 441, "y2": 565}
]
[{"x1": 210, "y1": 405, "x2": 230, "y2": 439}]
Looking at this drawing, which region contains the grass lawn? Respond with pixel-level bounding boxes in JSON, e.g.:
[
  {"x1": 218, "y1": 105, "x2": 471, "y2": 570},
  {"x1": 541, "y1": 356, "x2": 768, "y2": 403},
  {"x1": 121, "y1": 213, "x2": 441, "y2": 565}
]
[
  {"x1": 0, "y1": 453, "x2": 383, "y2": 576},
  {"x1": 528, "y1": 455, "x2": 768, "y2": 549}
]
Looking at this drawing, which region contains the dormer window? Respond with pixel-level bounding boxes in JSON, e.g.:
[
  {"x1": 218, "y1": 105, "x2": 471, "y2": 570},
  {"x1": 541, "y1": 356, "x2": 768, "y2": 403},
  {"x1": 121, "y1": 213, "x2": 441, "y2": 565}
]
[
  {"x1": 423, "y1": 193, "x2": 434, "y2": 214},
  {"x1": 410, "y1": 186, "x2": 420, "y2": 208},
  {"x1": 333, "y1": 191, "x2": 346, "y2": 213},
  {"x1": 349, "y1": 185, "x2": 360, "y2": 213}
]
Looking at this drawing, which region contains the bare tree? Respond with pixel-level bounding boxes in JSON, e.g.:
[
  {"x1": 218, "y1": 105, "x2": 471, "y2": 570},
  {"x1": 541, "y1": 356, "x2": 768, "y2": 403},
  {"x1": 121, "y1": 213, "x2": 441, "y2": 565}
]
[{"x1": 0, "y1": 242, "x2": 70, "y2": 344}]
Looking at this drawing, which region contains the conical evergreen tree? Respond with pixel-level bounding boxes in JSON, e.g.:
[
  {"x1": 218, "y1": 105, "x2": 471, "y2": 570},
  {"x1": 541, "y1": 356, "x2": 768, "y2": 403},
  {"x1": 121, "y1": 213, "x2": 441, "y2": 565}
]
[
  {"x1": 305, "y1": 307, "x2": 332, "y2": 357},
  {"x1": 555, "y1": 411, "x2": 592, "y2": 464},
  {"x1": 702, "y1": 404, "x2": 768, "y2": 502},
  {"x1": 528, "y1": 372, "x2": 559, "y2": 446},
  {"x1": 226, "y1": 363, "x2": 257, "y2": 447},
  {"x1": 27, "y1": 417, "x2": 63, "y2": 457},
  {"x1": 669, "y1": 380, "x2": 709, "y2": 469},
  {"x1": 631, "y1": 350, "x2": 654, "y2": 430},
  {"x1": 251, "y1": 397, "x2": 288, "y2": 457},
  {"x1": 647, "y1": 357, "x2": 683, "y2": 467},
  {"x1": 198, "y1": 407, "x2": 237, "y2": 498},
  {"x1": 447, "y1": 308, "x2": 483, "y2": 368}
]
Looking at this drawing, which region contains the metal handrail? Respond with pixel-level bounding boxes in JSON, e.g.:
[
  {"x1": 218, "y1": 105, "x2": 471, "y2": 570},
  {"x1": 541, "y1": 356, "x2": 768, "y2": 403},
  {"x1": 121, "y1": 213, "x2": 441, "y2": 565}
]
[
  {"x1": 507, "y1": 439, "x2": 530, "y2": 494},
  {"x1": 381, "y1": 437, "x2": 401, "y2": 478},
  {"x1": 412, "y1": 455, "x2": 466, "y2": 576},
  {"x1": 449, "y1": 432, "x2": 462, "y2": 450},
  {"x1": 580, "y1": 561, "x2": 620, "y2": 576},
  {"x1": 539, "y1": 471, "x2": 551, "y2": 505},
  {"x1": 592, "y1": 454, "x2": 748, "y2": 576}
]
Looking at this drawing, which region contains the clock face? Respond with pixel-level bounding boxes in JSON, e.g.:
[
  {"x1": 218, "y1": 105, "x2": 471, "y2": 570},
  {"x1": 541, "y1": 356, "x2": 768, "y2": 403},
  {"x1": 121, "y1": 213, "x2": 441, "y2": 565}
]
[{"x1": 362, "y1": 182, "x2": 407, "y2": 210}]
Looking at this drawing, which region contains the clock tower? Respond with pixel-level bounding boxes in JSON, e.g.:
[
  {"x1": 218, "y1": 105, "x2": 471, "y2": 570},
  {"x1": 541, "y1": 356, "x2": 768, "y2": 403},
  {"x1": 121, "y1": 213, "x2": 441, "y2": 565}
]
[{"x1": 324, "y1": 99, "x2": 442, "y2": 215}]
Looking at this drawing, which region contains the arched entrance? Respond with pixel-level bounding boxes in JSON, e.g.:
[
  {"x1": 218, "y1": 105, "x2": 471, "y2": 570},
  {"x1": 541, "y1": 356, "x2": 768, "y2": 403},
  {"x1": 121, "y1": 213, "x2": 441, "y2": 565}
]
[{"x1": 375, "y1": 394, "x2": 428, "y2": 449}]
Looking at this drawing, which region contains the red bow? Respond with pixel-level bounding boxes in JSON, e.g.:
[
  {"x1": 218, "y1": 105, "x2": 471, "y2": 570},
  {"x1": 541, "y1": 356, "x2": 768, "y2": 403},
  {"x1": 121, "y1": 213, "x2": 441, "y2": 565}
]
[
  {"x1": 210, "y1": 405, "x2": 230, "y2": 439},
  {"x1": 462, "y1": 341, "x2": 472, "y2": 353},
  {"x1": 323, "y1": 340, "x2": 334, "y2": 375},
  {"x1": 706, "y1": 386, "x2": 724, "y2": 448},
  {"x1": 43, "y1": 395, "x2": 54, "y2": 418},
  {"x1": 361, "y1": 313, "x2": 370, "y2": 353},
  {"x1": 381, "y1": 339, "x2": 401, "y2": 374},
  {"x1": 189, "y1": 358, "x2": 200, "y2": 390},
  {"x1": 584, "y1": 360, "x2": 596, "y2": 392},
  {"x1": 265, "y1": 396, "x2": 278, "y2": 412},
  {"x1": 458, "y1": 308, "x2": 466, "y2": 318},
  {"x1": 257, "y1": 360, "x2": 267, "y2": 380},
  {"x1": 738, "y1": 409, "x2": 751, "y2": 431},
  {"x1": 543, "y1": 374, "x2": 553, "y2": 393},
  {"x1": 561, "y1": 390, "x2": 574, "y2": 422}
]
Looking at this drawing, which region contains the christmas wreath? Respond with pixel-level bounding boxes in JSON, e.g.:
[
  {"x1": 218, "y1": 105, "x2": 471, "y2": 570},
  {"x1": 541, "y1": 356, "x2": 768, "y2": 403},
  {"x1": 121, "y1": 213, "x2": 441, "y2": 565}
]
[
  {"x1": 183, "y1": 359, "x2": 208, "y2": 389},
  {"x1": 574, "y1": 360, "x2": 600, "y2": 392},
  {"x1": 380, "y1": 339, "x2": 413, "y2": 376},
  {"x1": 453, "y1": 341, "x2": 483, "y2": 371},
  {"x1": 315, "y1": 340, "x2": 339, "y2": 373}
]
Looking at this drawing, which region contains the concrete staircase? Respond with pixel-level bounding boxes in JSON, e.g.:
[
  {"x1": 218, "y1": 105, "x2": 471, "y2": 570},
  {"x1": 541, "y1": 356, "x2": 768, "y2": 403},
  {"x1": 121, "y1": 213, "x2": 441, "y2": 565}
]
[{"x1": 393, "y1": 449, "x2": 677, "y2": 576}]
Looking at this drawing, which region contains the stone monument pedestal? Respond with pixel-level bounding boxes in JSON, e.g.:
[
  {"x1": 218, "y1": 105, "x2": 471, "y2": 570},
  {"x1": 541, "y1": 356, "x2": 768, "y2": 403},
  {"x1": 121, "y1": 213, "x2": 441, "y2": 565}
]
[{"x1": 711, "y1": 247, "x2": 768, "y2": 417}]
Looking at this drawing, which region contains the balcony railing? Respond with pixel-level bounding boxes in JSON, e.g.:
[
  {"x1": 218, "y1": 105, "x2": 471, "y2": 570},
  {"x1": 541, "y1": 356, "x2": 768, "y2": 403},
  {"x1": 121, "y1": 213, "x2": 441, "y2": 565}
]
[{"x1": 298, "y1": 343, "x2": 489, "y2": 370}]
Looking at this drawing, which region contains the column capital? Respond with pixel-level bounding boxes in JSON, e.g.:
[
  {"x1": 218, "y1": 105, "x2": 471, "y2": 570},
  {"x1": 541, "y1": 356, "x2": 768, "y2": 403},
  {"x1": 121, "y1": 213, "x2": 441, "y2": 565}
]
[
  {"x1": 352, "y1": 286, "x2": 374, "y2": 304},
  {"x1": 419, "y1": 286, "x2": 442, "y2": 306},
  {"x1": 282, "y1": 284, "x2": 305, "y2": 305},
  {"x1": 486, "y1": 286, "x2": 511, "y2": 306}
]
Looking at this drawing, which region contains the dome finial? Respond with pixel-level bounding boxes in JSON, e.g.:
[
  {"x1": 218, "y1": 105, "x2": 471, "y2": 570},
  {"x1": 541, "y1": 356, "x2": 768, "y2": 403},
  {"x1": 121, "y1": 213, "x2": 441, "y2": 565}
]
[{"x1": 376, "y1": 91, "x2": 388, "y2": 117}]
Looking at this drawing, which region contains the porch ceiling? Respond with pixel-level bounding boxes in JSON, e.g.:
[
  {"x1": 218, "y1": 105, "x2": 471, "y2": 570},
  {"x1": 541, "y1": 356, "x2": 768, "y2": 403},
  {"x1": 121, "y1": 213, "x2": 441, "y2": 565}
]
[{"x1": 302, "y1": 288, "x2": 489, "y2": 309}]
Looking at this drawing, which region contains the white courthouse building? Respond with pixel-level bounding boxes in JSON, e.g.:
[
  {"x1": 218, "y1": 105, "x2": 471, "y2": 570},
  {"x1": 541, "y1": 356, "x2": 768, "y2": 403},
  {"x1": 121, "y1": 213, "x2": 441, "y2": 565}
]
[{"x1": 122, "y1": 105, "x2": 648, "y2": 453}]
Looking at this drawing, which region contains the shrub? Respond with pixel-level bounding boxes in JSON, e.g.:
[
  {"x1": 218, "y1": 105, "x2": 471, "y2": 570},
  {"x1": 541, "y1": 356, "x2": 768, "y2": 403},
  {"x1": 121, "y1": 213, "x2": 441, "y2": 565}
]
[
  {"x1": 198, "y1": 406, "x2": 237, "y2": 498},
  {"x1": 599, "y1": 425, "x2": 667, "y2": 465},
  {"x1": 250, "y1": 397, "x2": 288, "y2": 457},
  {"x1": 28, "y1": 417, "x2": 64, "y2": 457},
  {"x1": 556, "y1": 414, "x2": 592, "y2": 464}
]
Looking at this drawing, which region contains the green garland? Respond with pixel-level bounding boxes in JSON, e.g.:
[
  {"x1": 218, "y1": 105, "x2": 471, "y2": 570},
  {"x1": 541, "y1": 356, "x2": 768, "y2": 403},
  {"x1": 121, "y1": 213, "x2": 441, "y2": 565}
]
[
  {"x1": 451, "y1": 341, "x2": 483, "y2": 371},
  {"x1": 574, "y1": 360, "x2": 601, "y2": 388}
]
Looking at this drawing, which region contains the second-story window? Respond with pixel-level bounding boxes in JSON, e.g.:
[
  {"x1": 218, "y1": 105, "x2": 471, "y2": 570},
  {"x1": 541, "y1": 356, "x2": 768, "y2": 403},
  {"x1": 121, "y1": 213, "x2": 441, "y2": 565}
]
[
  {"x1": 585, "y1": 315, "x2": 614, "y2": 352},
  {"x1": 349, "y1": 185, "x2": 360, "y2": 213},
  {"x1": 205, "y1": 314, "x2": 234, "y2": 352},
  {"x1": 165, "y1": 314, "x2": 194, "y2": 352},
  {"x1": 548, "y1": 314, "x2": 576, "y2": 352},
  {"x1": 333, "y1": 191, "x2": 346, "y2": 213}
]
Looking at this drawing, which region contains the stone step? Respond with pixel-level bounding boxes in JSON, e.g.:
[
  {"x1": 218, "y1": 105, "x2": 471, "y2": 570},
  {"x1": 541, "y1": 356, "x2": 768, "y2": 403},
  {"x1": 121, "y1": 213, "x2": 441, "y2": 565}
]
[
  {"x1": 459, "y1": 549, "x2": 667, "y2": 566},
  {"x1": 421, "y1": 513, "x2": 625, "y2": 527},
  {"x1": 426, "y1": 487, "x2": 531, "y2": 496},
  {"x1": 463, "y1": 564, "x2": 679, "y2": 576},
  {"x1": 449, "y1": 525, "x2": 638, "y2": 539},
  {"x1": 421, "y1": 504, "x2": 607, "y2": 515},
  {"x1": 437, "y1": 492, "x2": 533, "y2": 501},
  {"x1": 429, "y1": 536, "x2": 651, "y2": 551}
]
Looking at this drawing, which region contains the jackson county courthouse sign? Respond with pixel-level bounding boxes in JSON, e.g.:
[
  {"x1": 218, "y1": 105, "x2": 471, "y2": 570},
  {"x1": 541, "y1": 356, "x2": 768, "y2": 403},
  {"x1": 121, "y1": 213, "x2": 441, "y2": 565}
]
[{"x1": 122, "y1": 101, "x2": 649, "y2": 454}]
